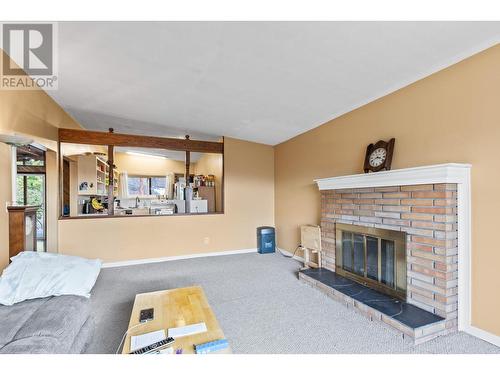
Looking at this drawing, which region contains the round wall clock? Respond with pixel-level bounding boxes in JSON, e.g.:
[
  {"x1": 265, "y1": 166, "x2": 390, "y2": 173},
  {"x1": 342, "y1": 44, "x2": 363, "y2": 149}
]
[{"x1": 363, "y1": 138, "x2": 395, "y2": 173}]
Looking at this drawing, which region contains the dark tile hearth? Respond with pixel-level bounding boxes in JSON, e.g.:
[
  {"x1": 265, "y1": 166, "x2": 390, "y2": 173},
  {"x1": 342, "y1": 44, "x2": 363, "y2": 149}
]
[{"x1": 300, "y1": 268, "x2": 444, "y2": 329}]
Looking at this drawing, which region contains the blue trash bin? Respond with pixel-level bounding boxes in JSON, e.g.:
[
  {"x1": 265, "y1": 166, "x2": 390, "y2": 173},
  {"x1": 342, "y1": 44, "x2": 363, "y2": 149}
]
[{"x1": 257, "y1": 226, "x2": 275, "y2": 254}]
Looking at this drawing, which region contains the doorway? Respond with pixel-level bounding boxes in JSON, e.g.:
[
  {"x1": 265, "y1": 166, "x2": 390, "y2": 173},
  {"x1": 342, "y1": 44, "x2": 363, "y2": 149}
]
[{"x1": 15, "y1": 145, "x2": 47, "y2": 252}]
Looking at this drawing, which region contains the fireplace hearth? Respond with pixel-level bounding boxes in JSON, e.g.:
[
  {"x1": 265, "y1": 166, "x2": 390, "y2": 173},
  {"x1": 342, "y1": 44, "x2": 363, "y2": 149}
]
[{"x1": 299, "y1": 268, "x2": 446, "y2": 343}]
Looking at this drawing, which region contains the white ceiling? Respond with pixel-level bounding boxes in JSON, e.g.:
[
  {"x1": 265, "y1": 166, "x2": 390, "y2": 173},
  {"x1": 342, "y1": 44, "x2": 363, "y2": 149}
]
[{"x1": 50, "y1": 22, "x2": 500, "y2": 145}]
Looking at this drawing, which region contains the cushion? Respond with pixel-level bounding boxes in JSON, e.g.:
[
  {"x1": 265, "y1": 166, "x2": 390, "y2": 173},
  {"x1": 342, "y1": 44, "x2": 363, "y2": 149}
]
[
  {"x1": 0, "y1": 295, "x2": 93, "y2": 354},
  {"x1": 0, "y1": 251, "x2": 101, "y2": 306},
  {"x1": 69, "y1": 316, "x2": 95, "y2": 354}
]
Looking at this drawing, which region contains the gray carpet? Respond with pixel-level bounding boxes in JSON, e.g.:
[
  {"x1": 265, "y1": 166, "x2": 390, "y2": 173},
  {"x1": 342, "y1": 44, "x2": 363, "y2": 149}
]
[{"x1": 86, "y1": 252, "x2": 500, "y2": 354}]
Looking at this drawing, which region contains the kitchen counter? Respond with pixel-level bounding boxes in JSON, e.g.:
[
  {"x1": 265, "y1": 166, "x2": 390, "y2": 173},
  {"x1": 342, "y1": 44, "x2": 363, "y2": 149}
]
[
  {"x1": 77, "y1": 213, "x2": 109, "y2": 217},
  {"x1": 76, "y1": 210, "x2": 173, "y2": 217},
  {"x1": 71, "y1": 199, "x2": 209, "y2": 218},
  {"x1": 61, "y1": 210, "x2": 223, "y2": 220}
]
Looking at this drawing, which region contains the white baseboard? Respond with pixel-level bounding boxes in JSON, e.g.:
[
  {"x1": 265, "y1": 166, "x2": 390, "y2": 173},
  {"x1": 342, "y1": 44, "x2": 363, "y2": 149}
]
[
  {"x1": 464, "y1": 325, "x2": 500, "y2": 347},
  {"x1": 102, "y1": 248, "x2": 257, "y2": 268},
  {"x1": 277, "y1": 247, "x2": 304, "y2": 262}
]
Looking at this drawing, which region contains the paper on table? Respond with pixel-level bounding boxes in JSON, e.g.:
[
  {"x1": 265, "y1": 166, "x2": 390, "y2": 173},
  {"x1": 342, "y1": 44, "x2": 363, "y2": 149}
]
[
  {"x1": 130, "y1": 329, "x2": 166, "y2": 351},
  {"x1": 167, "y1": 322, "x2": 207, "y2": 338}
]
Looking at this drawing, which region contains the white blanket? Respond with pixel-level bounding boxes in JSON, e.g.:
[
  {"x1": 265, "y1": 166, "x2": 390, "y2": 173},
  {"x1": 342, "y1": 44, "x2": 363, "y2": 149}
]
[{"x1": 0, "y1": 251, "x2": 102, "y2": 306}]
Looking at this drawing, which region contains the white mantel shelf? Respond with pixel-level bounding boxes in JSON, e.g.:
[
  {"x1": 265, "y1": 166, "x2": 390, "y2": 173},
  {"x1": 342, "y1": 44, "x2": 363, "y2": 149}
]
[{"x1": 314, "y1": 163, "x2": 471, "y2": 191}]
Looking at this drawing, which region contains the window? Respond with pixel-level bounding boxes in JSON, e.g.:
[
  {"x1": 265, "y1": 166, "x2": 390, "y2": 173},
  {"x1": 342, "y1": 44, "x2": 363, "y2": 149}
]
[
  {"x1": 150, "y1": 177, "x2": 166, "y2": 195},
  {"x1": 128, "y1": 176, "x2": 150, "y2": 196},
  {"x1": 15, "y1": 145, "x2": 46, "y2": 251},
  {"x1": 16, "y1": 145, "x2": 45, "y2": 167},
  {"x1": 127, "y1": 176, "x2": 167, "y2": 196}
]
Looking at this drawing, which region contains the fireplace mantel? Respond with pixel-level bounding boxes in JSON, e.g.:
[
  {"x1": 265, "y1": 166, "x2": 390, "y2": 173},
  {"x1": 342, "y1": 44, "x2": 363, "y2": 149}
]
[
  {"x1": 313, "y1": 162, "x2": 480, "y2": 341},
  {"x1": 314, "y1": 163, "x2": 471, "y2": 191}
]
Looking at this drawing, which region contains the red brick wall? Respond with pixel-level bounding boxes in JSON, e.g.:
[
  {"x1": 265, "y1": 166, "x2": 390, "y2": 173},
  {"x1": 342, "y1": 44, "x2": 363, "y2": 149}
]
[{"x1": 320, "y1": 183, "x2": 458, "y2": 331}]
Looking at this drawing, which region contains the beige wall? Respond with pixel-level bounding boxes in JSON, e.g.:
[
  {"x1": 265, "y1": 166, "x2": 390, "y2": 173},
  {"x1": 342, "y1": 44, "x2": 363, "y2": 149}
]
[
  {"x1": 58, "y1": 137, "x2": 274, "y2": 261},
  {"x1": 114, "y1": 152, "x2": 187, "y2": 176},
  {"x1": 45, "y1": 150, "x2": 59, "y2": 252},
  {"x1": 193, "y1": 153, "x2": 224, "y2": 212},
  {"x1": 0, "y1": 54, "x2": 80, "y2": 141},
  {"x1": 0, "y1": 49, "x2": 82, "y2": 270},
  {"x1": 274, "y1": 44, "x2": 500, "y2": 336},
  {"x1": 0, "y1": 144, "x2": 11, "y2": 270}
]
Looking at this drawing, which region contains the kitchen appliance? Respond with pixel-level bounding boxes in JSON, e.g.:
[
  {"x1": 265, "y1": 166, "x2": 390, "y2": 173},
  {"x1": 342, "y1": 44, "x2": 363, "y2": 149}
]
[
  {"x1": 184, "y1": 187, "x2": 193, "y2": 201},
  {"x1": 151, "y1": 204, "x2": 175, "y2": 215},
  {"x1": 174, "y1": 179, "x2": 186, "y2": 200},
  {"x1": 82, "y1": 200, "x2": 91, "y2": 214},
  {"x1": 186, "y1": 199, "x2": 208, "y2": 213}
]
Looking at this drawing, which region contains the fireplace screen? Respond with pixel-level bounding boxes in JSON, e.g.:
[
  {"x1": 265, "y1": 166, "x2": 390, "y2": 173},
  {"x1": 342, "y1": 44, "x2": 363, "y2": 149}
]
[{"x1": 335, "y1": 223, "x2": 407, "y2": 299}]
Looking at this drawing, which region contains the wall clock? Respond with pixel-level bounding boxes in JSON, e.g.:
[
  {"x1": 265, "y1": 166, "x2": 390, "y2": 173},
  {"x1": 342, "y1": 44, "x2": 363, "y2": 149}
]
[{"x1": 363, "y1": 138, "x2": 395, "y2": 173}]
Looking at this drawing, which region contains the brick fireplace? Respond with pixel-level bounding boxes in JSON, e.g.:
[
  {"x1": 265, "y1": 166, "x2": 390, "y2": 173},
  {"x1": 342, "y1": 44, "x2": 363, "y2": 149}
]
[{"x1": 299, "y1": 164, "x2": 471, "y2": 344}]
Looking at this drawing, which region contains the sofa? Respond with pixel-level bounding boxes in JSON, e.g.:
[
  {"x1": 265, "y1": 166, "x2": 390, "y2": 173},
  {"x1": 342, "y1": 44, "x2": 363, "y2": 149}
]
[{"x1": 0, "y1": 295, "x2": 94, "y2": 354}]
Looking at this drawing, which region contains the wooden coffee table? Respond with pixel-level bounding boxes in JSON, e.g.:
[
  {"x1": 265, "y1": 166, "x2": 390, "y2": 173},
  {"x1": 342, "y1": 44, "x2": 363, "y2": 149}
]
[{"x1": 122, "y1": 286, "x2": 231, "y2": 354}]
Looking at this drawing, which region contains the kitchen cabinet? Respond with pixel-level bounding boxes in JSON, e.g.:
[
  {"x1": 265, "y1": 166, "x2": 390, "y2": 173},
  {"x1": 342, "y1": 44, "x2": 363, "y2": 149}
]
[
  {"x1": 7, "y1": 205, "x2": 39, "y2": 258},
  {"x1": 197, "y1": 186, "x2": 215, "y2": 212},
  {"x1": 77, "y1": 155, "x2": 109, "y2": 196}
]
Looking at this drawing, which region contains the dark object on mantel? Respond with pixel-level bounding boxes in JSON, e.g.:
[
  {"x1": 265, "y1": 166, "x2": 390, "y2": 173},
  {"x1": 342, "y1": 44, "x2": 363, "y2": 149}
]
[
  {"x1": 300, "y1": 268, "x2": 444, "y2": 329},
  {"x1": 7, "y1": 205, "x2": 40, "y2": 260},
  {"x1": 363, "y1": 138, "x2": 395, "y2": 173}
]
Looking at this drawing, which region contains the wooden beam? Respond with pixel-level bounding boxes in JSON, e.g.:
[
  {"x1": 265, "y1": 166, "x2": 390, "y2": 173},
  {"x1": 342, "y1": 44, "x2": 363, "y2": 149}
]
[
  {"x1": 58, "y1": 140, "x2": 63, "y2": 217},
  {"x1": 107, "y1": 142, "x2": 115, "y2": 216},
  {"x1": 17, "y1": 165, "x2": 46, "y2": 174},
  {"x1": 185, "y1": 150, "x2": 191, "y2": 183},
  {"x1": 58, "y1": 128, "x2": 224, "y2": 154}
]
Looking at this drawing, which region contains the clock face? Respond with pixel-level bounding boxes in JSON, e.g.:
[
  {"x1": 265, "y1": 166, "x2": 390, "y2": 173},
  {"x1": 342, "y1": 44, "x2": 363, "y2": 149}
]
[{"x1": 369, "y1": 147, "x2": 387, "y2": 167}]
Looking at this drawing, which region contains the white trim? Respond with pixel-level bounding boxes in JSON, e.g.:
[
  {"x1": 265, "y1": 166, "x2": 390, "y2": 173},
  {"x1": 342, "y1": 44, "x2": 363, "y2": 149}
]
[
  {"x1": 10, "y1": 146, "x2": 17, "y2": 203},
  {"x1": 314, "y1": 163, "x2": 471, "y2": 190},
  {"x1": 314, "y1": 163, "x2": 479, "y2": 342},
  {"x1": 464, "y1": 325, "x2": 500, "y2": 348},
  {"x1": 30, "y1": 142, "x2": 47, "y2": 151},
  {"x1": 102, "y1": 248, "x2": 257, "y2": 268},
  {"x1": 457, "y1": 173, "x2": 472, "y2": 332}
]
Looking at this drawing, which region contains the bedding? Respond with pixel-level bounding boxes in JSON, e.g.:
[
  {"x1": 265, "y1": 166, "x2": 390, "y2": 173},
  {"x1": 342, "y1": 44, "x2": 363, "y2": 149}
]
[
  {"x1": 0, "y1": 251, "x2": 101, "y2": 306},
  {"x1": 0, "y1": 295, "x2": 94, "y2": 353}
]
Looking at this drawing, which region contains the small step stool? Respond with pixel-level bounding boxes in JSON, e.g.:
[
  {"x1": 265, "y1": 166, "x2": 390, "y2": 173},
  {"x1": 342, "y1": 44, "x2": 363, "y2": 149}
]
[{"x1": 300, "y1": 225, "x2": 321, "y2": 269}]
